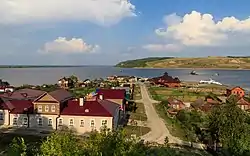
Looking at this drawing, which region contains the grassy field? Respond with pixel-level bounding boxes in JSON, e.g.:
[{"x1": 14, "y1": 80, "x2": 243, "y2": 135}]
[
  {"x1": 116, "y1": 56, "x2": 250, "y2": 69},
  {"x1": 148, "y1": 84, "x2": 226, "y2": 102},
  {"x1": 129, "y1": 102, "x2": 147, "y2": 121},
  {"x1": 124, "y1": 125, "x2": 150, "y2": 137}
]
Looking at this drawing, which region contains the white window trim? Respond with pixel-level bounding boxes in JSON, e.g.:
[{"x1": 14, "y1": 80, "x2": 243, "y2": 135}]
[
  {"x1": 48, "y1": 118, "x2": 53, "y2": 126},
  {"x1": 38, "y1": 106, "x2": 42, "y2": 112},
  {"x1": 80, "y1": 119, "x2": 84, "y2": 127},
  {"x1": 13, "y1": 117, "x2": 18, "y2": 126},
  {"x1": 51, "y1": 105, "x2": 56, "y2": 112},
  {"x1": 23, "y1": 117, "x2": 28, "y2": 126},
  {"x1": 101, "y1": 119, "x2": 107, "y2": 127},
  {"x1": 58, "y1": 118, "x2": 63, "y2": 126},
  {"x1": 45, "y1": 105, "x2": 49, "y2": 112},
  {"x1": 69, "y1": 118, "x2": 74, "y2": 126},
  {"x1": 38, "y1": 117, "x2": 43, "y2": 126},
  {"x1": 90, "y1": 119, "x2": 95, "y2": 128}
]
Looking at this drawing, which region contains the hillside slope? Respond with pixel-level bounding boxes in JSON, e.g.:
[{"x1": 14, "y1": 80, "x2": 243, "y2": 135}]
[{"x1": 115, "y1": 56, "x2": 250, "y2": 69}]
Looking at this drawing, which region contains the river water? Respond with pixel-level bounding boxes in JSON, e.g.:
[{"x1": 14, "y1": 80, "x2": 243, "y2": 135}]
[{"x1": 0, "y1": 67, "x2": 249, "y2": 89}]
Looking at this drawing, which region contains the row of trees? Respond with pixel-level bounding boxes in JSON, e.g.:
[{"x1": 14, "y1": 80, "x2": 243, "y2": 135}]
[
  {"x1": 167, "y1": 98, "x2": 250, "y2": 156},
  {"x1": 6, "y1": 128, "x2": 208, "y2": 156}
]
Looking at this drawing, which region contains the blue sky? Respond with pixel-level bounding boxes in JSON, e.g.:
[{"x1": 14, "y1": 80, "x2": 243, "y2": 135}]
[{"x1": 1, "y1": 0, "x2": 250, "y2": 65}]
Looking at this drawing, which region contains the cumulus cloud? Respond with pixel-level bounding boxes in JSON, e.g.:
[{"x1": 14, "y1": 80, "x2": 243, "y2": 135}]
[
  {"x1": 0, "y1": 0, "x2": 136, "y2": 26},
  {"x1": 155, "y1": 11, "x2": 250, "y2": 46},
  {"x1": 40, "y1": 37, "x2": 100, "y2": 54},
  {"x1": 142, "y1": 44, "x2": 181, "y2": 52}
]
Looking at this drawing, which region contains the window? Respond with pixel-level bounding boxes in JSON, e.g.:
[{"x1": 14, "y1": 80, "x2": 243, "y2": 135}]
[
  {"x1": 58, "y1": 118, "x2": 63, "y2": 126},
  {"x1": 13, "y1": 118, "x2": 17, "y2": 126},
  {"x1": 80, "y1": 120, "x2": 84, "y2": 127},
  {"x1": 101, "y1": 120, "x2": 107, "y2": 127},
  {"x1": 51, "y1": 105, "x2": 56, "y2": 112},
  {"x1": 23, "y1": 117, "x2": 28, "y2": 126},
  {"x1": 38, "y1": 106, "x2": 42, "y2": 112},
  {"x1": 0, "y1": 112, "x2": 3, "y2": 120},
  {"x1": 38, "y1": 118, "x2": 43, "y2": 126},
  {"x1": 48, "y1": 118, "x2": 52, "y2": 126},
  {"x1": 45, "y1": 105, "x2": 49, "y2": 112},
  {"x1": 90, "y1": 119, "x2": 95, "y2": 128},
  {"x1": 69, "y1": 119, "x2": 74, "y2": 126}
]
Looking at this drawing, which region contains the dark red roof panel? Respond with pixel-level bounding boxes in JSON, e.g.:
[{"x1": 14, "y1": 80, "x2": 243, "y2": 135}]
[
  {"x1": 9, "y1": 100, "x2": 33, "y2": 114},
  {"x1": 61, "y1": 99, "x2": 119, "y2": 117},
  {"x1": 96, "y1": 89, "x2": 125, "y2": 99}
]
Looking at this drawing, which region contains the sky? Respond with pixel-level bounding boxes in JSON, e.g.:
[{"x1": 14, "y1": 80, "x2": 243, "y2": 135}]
[{"x1": 1, "y1": 0, "x2": 250, "y2": 65}]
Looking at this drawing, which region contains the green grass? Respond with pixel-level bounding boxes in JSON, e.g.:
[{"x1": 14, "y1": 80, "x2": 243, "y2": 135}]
[
  {"x1": 133, "y1": 85, "x2": 142, "y2": 100},
  {"x1": 129, "y1": 103, "x2": 147, "y2": 121},
  {"x1": 124, "y1": 125, "x2": 150, "y2": 137},
  {"x1": 116, "y1": 56, "x2": 250, "y2": 69},
  {"x1": 69, "y1": 87, "x2": 96, "y2": 98}
]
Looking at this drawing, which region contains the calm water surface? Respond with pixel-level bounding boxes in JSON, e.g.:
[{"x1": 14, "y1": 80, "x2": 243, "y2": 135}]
[{"x1": 0, "y1": 66, "x2": 250, "y2": 89}]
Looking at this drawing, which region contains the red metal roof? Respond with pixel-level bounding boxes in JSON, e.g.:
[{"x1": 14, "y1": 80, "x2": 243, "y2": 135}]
[
  {"x1": 96, "y1": 89, "x2": 125, "y2": 99},
  {"x1": 6, "y1": 100, "x2": 33, "y2": 114},
  {"x1": 61, "y1": 99, "x2": 119, "y2": 117}
]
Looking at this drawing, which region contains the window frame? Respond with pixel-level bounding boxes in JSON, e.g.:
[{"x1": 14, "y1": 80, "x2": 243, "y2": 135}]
[
  {"x1": 80, "y1": 119, "x2": 84, "y2": 127},
  {"x1": 90, "y1": 119, "x2": 95, "y2": 128},
  {"x1": 101, "y1": 119, "x2": 107, "y2": 127},
  {"x1": 38, "y1": 105, "x2": 42, "y2": 112},
  {"x1": 69, "y1": 118, "x2": 74, "y2": 126},
  {"x1": 13, "y1": 117, "x2": 18, "y2": 126},
  {"x1": 0, "y1": 112, "x2": 3, "y2": 120},
  {"x1": 38, "y1": 117, "x2": 43, "y2": 126},
  {"x1": 23, "y1": 117, "x2": 28, "y2": 126},
  {"x1": 45, "y1": 105, "x2": 49, "y2": 112},
  {"x1": 51, "y1": 105, "x2": 56, "y2": 112},
  {"x1": 48, "y1": 118, "x2": 53, "y2": 126},
  {"x1": 58, "y1": 118, "x2": 63, "y2": 126}
]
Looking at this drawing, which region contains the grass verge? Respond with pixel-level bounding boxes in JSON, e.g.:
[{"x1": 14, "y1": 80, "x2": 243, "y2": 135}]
[
  {"x1": 129, "y1": 103, "x2": 147, "y2": 121},
  {"x1": 124, "y1": 125, "x2": 150, "y2": 137}
]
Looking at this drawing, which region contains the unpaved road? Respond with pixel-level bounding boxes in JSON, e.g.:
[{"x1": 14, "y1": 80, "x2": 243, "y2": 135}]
[{"x1": 136, "y1": 83, "x2": 204, "y2": 148}]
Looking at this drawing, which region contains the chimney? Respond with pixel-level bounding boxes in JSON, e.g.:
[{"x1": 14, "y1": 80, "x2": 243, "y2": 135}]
[
  {"x1": 79, "y1": 98, "x2": 84, "y2": 106},
  {"x1": 99, "y1": 94, "x2": 103, "y2": 100}
]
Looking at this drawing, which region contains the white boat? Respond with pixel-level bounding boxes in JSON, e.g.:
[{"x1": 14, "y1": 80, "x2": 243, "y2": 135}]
[{"x1": 199, "y1": 78, "x2": 222, "y2": 85}]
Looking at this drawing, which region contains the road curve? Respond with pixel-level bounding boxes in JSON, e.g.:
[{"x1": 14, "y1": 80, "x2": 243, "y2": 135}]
[{"x1": 137, "y1": 83, "x2": 204, "y2": 148}]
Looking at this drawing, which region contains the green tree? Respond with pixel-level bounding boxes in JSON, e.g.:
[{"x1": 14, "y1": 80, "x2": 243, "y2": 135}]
[
  {"x1": 40, "y1": 129, "x2": 82, "y2": 156},
  {"x1": 209, "y1": 100, "x2": 250, "y2": 155},
  {"x1": 8, "y1": 137, "x2": 27, "y2": 156}
]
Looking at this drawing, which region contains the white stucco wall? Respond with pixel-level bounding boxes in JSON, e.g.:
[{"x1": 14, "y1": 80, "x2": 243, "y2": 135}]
[
  {"x1": 0, "y1": 109, "x2": 9, "y2": 126},
  {"x1": 59, "y1": 115, "x2": 113, "y2": 134}
]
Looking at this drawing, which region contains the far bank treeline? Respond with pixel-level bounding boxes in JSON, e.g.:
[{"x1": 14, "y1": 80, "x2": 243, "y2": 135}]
[{"x1": 115, "y1": 56, "x2": 250, "y2": 69}]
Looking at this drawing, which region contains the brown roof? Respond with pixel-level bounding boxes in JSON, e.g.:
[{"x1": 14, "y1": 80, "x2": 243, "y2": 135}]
[
  {"x1": 168, "y1": 97, "x2": 184, "y2": 105},
  {"x1": 0, "y1": 88, "x2": 45, "y2": 100},
  {"x1": 98, "y1": 99, "x2": 120, "y2": 116},
  {"x1": 151, "y1": 72, "x2": 180, "y2": 83},
  {"x1": 49, "y1": 89, "x2": 73, "y2": 102}
]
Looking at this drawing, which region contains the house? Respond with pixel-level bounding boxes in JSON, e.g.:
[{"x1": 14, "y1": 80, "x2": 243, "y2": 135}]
[
  {"x1": 0, "y1": 88, "x2": 121, "y2": 134},
  {"x1": 60, "y1": 98, "x2": 120, "y2": 132},
  {"x1": 0, "y1": 79, "x2": 14, "y2": 93},
  {"x1": 150, "y1": 72, "x2": 181, "y2": 88},
  {"x1": 191, "y1": 95, "x2": 222, "y2": 112},
  {"x1": 167, "y1": 98, "x2": 185, "y2": 114},
  {"x1": 96, "y1": 89, "x2": 126, "y2": 111},
  {"x1": 58, "y1": 77, "x2": 74, "y2": 89},
  {"x1": 227, "y1": 95, "x2": 250, "y2": 111},
  {"x1": 0, "y1": 88, "x2": 46, "y2": 100},
  {"x1": 226, "y1": 86, "x2": 245, "y2": 98},
  {"x1": 112, "y1": 87, "x2": 131, "y2": 99}
]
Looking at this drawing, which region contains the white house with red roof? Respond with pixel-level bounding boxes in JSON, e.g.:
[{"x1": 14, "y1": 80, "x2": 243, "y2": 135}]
[{"x1": 0, "y1": 88, "x2": 121, "y2": 134}]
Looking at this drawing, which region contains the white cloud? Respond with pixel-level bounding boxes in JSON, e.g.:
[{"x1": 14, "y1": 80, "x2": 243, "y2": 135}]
[
  {"x1": 0, "y1": 0, "x2": 136, "y2": 26},
  {"x1": 155, "y1": 11, "x2": 250, "y2": 46},
  {"x1": 40, "y1": 37, "x2": 100, "y2": 54},
  {"x1": 142, "y1": 44, "x2": 181, "y2": 52}
]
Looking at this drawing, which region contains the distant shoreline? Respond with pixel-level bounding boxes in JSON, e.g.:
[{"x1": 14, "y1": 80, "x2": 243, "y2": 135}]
[{"x1": 130, "y1": 67, "x2": 250, "y2": 70}]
